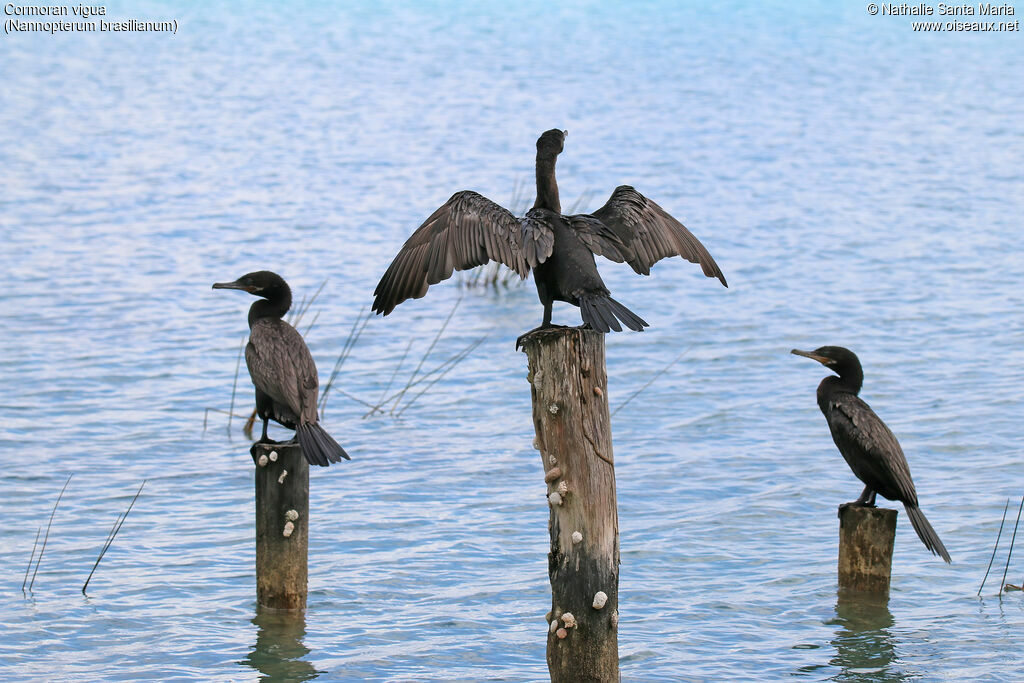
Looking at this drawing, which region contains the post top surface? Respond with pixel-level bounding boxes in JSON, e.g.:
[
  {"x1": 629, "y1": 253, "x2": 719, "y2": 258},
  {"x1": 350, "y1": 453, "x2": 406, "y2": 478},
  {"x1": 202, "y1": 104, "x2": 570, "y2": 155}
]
[{"x1": 517, "y1": 325, "x2": 604, "y2": 352}]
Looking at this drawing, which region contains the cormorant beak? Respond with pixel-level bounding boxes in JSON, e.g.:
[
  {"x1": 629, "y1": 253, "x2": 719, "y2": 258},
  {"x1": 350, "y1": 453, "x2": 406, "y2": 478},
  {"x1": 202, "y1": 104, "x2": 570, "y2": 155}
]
[
  {"x1": 562, "y1": 130, "x2": 568, "y2": 138},
  {"x1": 213, "y1": 279, "x2": 254, "y2": 293},
  {"x1": 791, "y1": 349, "x2": 834, "y2": 366}
]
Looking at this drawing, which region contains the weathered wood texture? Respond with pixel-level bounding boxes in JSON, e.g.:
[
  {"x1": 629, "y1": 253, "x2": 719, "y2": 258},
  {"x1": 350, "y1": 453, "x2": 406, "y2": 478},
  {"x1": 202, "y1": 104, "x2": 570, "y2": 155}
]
[
  {"x1": 522, "y1": 327, "x2": 619, "y2": 682},
  {"x1": 838, "y1": 505, "x2": 897, "y2": 594},
  {"x1": 253, "y1": 442, "x2": 309, "y2": 610}
]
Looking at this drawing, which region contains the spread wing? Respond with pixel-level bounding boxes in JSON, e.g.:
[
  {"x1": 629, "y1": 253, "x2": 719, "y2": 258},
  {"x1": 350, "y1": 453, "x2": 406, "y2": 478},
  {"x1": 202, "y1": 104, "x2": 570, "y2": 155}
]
[
  {"x1": 826, "y1": 393, "x2": 918, "y2": 504},
  {"x1": 372, "y1": 191, "x2": 553, "y2": 315},
  {"x1": 246, "y1": 319, "x2": 319, "y2": 424},
  {"x1": 566, "y1": 214, "x2": 632, "y2": 263},
  {"x1": 520, "y1": 210, "x2": 556, "y2": 271},
  {"x1": 575, "y1": 185, "x2": 727, "y2": 285}
]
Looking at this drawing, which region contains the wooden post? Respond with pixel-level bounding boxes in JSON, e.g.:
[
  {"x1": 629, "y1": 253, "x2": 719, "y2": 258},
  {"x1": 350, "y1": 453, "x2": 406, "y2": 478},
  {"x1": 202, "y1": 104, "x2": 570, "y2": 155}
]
[
  {"x1": 522, "y1": 328, "x2": 619, "y2": 682},
  {"x1": 838, "y1": 505, "x2": 897, "y2": 594},
  {"x1": 252, "y1": 442, "x2": 308, "y2": 611}
]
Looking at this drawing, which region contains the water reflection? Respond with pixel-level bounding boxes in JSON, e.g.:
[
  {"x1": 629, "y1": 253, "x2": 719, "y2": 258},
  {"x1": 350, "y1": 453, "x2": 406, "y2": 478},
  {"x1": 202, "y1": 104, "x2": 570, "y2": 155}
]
[
  {"x1": 241, "y1": 610, "x2": 324, "y2": 682},
  {"x1": 827, "y1": 592, "x2": 906, "y2": 682}
]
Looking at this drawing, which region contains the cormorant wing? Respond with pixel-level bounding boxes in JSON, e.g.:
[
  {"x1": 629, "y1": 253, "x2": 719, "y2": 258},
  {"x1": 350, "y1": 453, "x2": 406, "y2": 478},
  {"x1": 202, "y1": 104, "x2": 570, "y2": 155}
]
[
  {"x1": 246, "y1": 319, "x2": 319, "y2": 424},
  {"x1": 373, "y1": 191, "x2": 553, "y2": 315},
  {"x1": 826, "y1": 393, "x2": 918, "y2": 505},
  {"x1": 566, "y1": 214, "x2": 633, "y2": 263},
  {"x1": 575, "y1": 185, "x2": 727, "y2": 285}
]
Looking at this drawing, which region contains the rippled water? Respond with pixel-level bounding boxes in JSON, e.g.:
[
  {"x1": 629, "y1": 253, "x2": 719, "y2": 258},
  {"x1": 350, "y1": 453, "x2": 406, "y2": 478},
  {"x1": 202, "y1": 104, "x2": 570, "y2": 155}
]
[{"x1": 2, "y1": 1, "x2": 1023, "y2": 680}]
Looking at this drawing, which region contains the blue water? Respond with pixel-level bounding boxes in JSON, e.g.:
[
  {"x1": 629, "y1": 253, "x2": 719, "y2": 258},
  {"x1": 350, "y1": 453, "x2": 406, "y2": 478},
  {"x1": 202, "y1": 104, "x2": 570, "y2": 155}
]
[{"x1": 2, "y1": 0, "x2": 1023, "y2": 679}]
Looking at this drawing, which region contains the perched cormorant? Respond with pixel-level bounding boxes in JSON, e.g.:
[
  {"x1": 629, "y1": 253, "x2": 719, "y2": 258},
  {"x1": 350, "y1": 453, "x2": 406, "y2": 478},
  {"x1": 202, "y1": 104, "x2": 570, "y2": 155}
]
[
  {"x1": 371, "y1": 129, "x2": 727, "y2": 339},
  {"x1": 214, "y1": 271, "x2": 350, "y2": 467},
  {"x1": 792, "y1": 346, "x2": 950, "y2": 562}
]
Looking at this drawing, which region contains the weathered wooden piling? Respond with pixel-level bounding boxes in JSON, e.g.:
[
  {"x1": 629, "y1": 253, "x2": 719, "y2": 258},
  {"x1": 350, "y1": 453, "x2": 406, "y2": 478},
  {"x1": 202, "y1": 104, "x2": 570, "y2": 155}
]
[
  {"x1": 521, "y1": 327, "x2": 619, "y2": 682},
  {"x1": 838, "y1": 505, "x2": 897, "y2": 594},
  {"x1": 252, "y1": 442, "x2": 309, "y2": 610}
]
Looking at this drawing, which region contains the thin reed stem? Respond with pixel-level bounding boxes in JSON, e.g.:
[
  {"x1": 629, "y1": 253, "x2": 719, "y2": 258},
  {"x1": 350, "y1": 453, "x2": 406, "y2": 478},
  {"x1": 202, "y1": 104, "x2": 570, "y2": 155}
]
[
  {"x1": 364, "y1": 335, "x2": 483, "y2": 418},
  {"x1": 291, "y1": 280, "x2": 327, "y2": 329},
  {"x1": 28, "y1": 474, "x2": 73, "y2": 592},
  {"x1": 999, "y1": 496, "x2": 1024, "y2": 595},
  {"x1": 366, "y1": 339, "x2": 413, "y2": 418},
  {"x1": 396, "y1": 335, "x2": 486, "y2": 417},
  {"x1": 82, "y1": 481, "x2": 146, "y2": 595},
  {"x1": 390, "y1": 297, "x2": 461, "y2": 414},
  {"x1": 611, "y1": 345, "x2": 694, "y2": 417},
  {"x1": 320, "y1": 307, "x2": 370, "y2": 415},
  {"x1": 227, "y1": 338, "x2": 245, "y2": 431},
  {"x1": 21, "y1": 526, "x2": 41, "y2": 594},
  {"x1": 979, "y1": 499, "x2": 1011, "y2": 596},
  {"x1": 302, "y1": 310, "x2": 321, "y2": 337}
]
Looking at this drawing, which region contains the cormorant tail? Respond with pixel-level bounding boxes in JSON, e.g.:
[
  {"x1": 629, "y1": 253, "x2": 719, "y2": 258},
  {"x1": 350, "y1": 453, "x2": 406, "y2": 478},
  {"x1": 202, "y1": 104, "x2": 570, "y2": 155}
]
[
  {"x1": 906, "y1": 504, "x2": 951, "y2": 563},
  {"x1": 579, "y1": 294, "x2": 649, "y2": 333},
  {"x1": 296, "y1": 422, "x2": 350, "y2": 467}
]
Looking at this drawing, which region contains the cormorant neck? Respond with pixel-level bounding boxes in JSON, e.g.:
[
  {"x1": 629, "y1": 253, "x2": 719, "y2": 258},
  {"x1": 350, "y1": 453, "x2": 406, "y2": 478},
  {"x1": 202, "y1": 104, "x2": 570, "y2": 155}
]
[
  {"x1": 842, "y1": 369, "x2": 863, "y2": 394},
  {"x1": 533, "y1": 154, "x2": 561, "y2": 213},
  {"x1": 820, "y1": 367, "x2": 863, "y2": 397},
  {"x1": 247, "y1": 286, "x2": 291, "y2": 328}
]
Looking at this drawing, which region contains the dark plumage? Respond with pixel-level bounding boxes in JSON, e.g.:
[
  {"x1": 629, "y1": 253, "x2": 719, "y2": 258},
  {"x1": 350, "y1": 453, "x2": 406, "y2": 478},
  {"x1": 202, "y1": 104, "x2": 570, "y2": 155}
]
[
  {"x1": 214, "y1": 271, "x2": 349, "y2": 467},
  {"x1": 371, "y1": 129, "x2": 726, "y2": 339},
  {"x1": 792, "y1": 346, "x2": 950, "y2": 562}
]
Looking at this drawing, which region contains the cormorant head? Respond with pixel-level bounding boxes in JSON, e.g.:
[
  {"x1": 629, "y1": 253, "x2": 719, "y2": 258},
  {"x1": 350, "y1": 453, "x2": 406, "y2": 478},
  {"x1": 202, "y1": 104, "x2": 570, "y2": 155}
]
[
  {"x1": 791, "y1": 346, "x2": 864, "y2": 383},
  {"x1": 213, "y1": 270, "x2": 289, "y2": 299},
  {"x1": 536, "y1": 129, "x2": 567, "y2": 158}
]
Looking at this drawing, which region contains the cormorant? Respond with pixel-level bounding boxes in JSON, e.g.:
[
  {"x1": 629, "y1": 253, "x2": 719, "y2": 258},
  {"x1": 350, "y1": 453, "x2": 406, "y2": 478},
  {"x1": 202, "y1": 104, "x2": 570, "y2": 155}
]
[
  {"x1": 371, "y1": 129, "x2": 727, "y2": 339},
  {"x1": 792, "y1": 346, "x2": 950, "y2": 562},
  {"x1": 214, "y1": 271, "x2": 350, "y2": 467}
]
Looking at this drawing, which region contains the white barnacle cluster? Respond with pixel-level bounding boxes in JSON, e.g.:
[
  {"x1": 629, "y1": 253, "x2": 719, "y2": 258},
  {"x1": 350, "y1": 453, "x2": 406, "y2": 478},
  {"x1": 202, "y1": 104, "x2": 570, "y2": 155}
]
[
  {"x1": 549, "y1": 610, "x2": 580, "y2": 639},
  {"x1": 548, "y1": 403, "x2": 559, "y2": 415},
  {"x1": 258, "y1": 454, "x2": 269, "y2": 467},
  {"x1": 278, "y1": 469, "x2": 288, "y2": 484},
  {"x1": 571, "y1": 531, "x2": 583, "y2": 544},
  {"x1": 544, "y1": 463, "x2": 568, "y2": 505},
  {"x1": 268, "y1": 450, "x2": 278, "y2": 462},
  {"x1": 285, "y1": 509, "x2": 299, "y2": 521},
  {"x1": 283, "y1": 521, "x2": 295, "y2": 538},
  {"x1": 592, "y1": 591, "x2": 608, "y2": 610}
]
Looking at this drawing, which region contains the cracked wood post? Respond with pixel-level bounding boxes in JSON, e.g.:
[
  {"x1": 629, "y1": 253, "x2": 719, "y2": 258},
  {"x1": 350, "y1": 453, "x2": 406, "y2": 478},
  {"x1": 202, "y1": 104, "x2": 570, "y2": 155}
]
[
  {"x1": 521, "y1": 327, "x2": 619, "y2": 682},
  {"x1": 838, "y1": 504, "x2": 897, "y2": 595},
  {"x1": 252, "y1": 442, "x2": 308, "y2": 610}
]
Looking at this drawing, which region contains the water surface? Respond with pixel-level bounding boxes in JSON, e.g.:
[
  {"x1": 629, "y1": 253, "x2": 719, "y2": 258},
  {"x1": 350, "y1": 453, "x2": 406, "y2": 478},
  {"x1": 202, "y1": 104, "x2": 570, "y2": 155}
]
[{"x1": 2, "y1": 1, "x2": 1023, "y2": 680}]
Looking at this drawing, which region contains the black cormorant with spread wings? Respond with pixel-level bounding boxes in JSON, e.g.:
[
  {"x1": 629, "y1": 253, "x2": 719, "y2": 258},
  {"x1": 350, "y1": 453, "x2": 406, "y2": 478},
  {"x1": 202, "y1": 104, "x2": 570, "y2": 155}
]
[
  {"x1": 792, "y1": 346, "x2": 950, "y2": 562},
  {"x1": 214, "y1": 271, "x2": 349, "y2": 466},
  {"x1": 371, "y1": 129, "x2": 727, "y2": 340}
]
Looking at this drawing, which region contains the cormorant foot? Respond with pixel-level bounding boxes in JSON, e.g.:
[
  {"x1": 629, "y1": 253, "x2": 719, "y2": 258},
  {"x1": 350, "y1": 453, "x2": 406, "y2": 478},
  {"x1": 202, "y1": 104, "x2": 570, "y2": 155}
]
[
  {"x1": 839, "y1": 500, "x2": 877, "y2": 512},
  {"x1": 515, "y1": 324, "x2": 567, "y2": 351}
]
